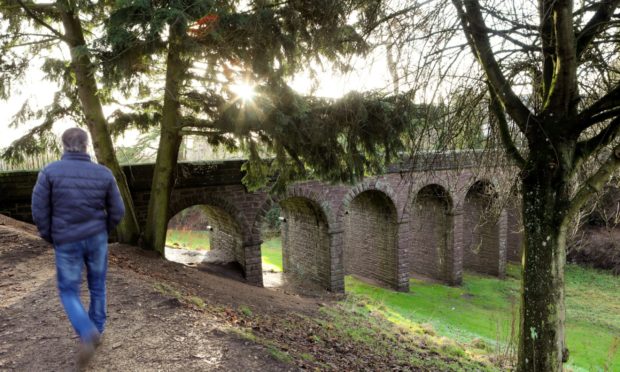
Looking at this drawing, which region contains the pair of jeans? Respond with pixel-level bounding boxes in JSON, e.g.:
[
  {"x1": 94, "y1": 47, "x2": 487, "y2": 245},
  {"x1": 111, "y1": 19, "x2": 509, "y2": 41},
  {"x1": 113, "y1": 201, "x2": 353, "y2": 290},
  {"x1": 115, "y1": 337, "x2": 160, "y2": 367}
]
[{"x1": 54, "y1": 231, "x2": 108, "y2": 342}]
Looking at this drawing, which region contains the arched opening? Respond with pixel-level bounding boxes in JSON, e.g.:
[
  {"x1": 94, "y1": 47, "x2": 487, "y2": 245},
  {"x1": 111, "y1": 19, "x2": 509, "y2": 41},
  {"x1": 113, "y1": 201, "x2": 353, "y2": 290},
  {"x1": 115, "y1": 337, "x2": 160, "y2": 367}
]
[
  {"x1": 463, "y1": 180, "x2": 501, "y2": 276},
  {"x1": 165, "y1": 204, "x2": 245, "y2": 278},
  {"x1": 411, "y1": 184, "x2": 453, "y2": 282},
  {"x1": 279, "y1": 197, "x2": 331, "y2": 289},
  {"x1": 344, "y1": 190, "x2": 399, "y2": 289},
  {"x1": 259, "y1": 202, "x2": 284, "y2": 274}
]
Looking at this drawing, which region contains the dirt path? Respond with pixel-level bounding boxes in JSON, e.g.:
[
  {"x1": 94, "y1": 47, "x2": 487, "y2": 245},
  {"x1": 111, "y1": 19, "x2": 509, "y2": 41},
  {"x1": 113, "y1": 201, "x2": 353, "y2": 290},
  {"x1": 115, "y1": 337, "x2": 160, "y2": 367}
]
[
  {"x1": 109, "y1": 242, "x2": 333, "y2": 315},
  {"x1": 0, "y1": 216, "x2": 492, "y2": 372},
  {"x1": 0, "y1": 223, "x2": 295, "y2": 371}
]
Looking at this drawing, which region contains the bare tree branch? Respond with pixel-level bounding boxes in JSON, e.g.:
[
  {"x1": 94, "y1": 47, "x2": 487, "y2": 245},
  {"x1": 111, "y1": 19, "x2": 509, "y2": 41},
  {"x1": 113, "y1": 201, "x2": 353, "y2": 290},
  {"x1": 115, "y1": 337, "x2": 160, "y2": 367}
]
[
  {"x1": 540, "y1": 0, "x2": 556, "y2": 101},
  {"x1": 574, "y1": 116, "x2": 620, "y2": 167},
  {"x1": 545, "y1": 0, "x2": 578, "y2": 115},
  {"x1": 576, "y1": 0, "x2": 620, "y2": 60},
  {"x1": 578, "y1": 107, "x2": 620, "y2": 129},
  {"x1": 488, "y1": 83, "x2": 526, "y2": 168},
  {"x1": 5, "y1": 37, "x2": 59, "y2": 48},
  {"x1": 486, "y1": 28, "x2": 538, "y2": 52},
  {"x1": 479, "y1": 4, "x2": 539, "y2": 32},
  {"x1": 452, "y1": 0, "x2": 534, "y2": 132},
  {"x1": 364, "y1": 5, "x2": 421, "y2": 36},
  {"x1": 567, "y1": 143, "x2": 620, "y2": 222},
  {"x1": 576, "y1": 83, "x2": 620, "y2": 131}
]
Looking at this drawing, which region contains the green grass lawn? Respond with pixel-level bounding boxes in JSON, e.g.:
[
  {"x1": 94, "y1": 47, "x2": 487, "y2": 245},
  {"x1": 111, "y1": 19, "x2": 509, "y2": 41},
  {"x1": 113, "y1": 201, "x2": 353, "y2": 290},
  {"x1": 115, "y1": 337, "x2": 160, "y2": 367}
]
[
  {"x1": 167, "y1": 234, "x2": 619, "y2": 370},
  {"x1": 261, "y1": 237, "x2": 283, "y2": 272},
  {"x1": 346, "y1": 264, "x2": 620, "y2": 371},
  {"x1": 255, "y1": 241, "x2": 619, "y2": 370},
  {"x1": 165, "y1": 229, "x2": 211, "y2": 250}
]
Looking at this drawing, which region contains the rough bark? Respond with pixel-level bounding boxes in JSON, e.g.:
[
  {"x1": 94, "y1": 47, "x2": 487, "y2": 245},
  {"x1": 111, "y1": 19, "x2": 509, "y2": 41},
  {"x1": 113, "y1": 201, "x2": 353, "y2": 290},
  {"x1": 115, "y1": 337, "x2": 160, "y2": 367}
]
[
  {"x1": 518, "y1": 140, "x2": 574, "y2": 371},
  {"x1": 58, "y1": 5, "x2": 140, "y2": 244},
  {"x1": 142, "y1": 22, "x2": 185, "y2": 254},
  {"x1": 449, "y1": 2, "x2": 620, "y2": 370}
]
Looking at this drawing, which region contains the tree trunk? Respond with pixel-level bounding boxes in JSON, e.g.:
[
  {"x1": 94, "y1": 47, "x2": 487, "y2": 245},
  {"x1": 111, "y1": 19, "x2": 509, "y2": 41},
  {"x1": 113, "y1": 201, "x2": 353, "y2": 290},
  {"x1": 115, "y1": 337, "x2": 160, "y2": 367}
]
[
  {"x1": 518, "y1": 143, "x2": 573, "y2": 372},
  {"x1": 59, "y1": 7, "x2": 140, "y2": 244},
  {"x1": 142, "y1": 23, "x2": 185, "y2": 254}
]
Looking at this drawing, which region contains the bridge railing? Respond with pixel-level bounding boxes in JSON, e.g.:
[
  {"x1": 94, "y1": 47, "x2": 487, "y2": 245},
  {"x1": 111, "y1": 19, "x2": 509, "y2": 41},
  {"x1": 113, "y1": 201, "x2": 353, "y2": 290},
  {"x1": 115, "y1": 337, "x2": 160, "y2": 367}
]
[
  {"x1": 388, "y1": 149, "x2": 512, "y2": 173},
  {"x1": 0, "y1": 149, "x2": 513, "y2": 176}
]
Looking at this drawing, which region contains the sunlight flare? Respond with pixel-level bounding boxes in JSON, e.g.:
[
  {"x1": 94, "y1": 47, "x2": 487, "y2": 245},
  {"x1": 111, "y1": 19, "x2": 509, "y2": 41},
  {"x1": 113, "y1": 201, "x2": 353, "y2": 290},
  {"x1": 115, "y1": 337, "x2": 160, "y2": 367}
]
[{"x1": 230, "y1": 82, "x2": 256, "y2": 103}]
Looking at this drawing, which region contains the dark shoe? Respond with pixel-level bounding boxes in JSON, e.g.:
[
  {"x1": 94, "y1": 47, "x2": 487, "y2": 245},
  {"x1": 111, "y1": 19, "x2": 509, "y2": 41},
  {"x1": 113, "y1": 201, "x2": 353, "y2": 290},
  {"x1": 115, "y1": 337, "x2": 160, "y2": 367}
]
[
  {"x1": 94, "y1": 333, "x2": 104, "y2": 349},
  {"x1": 77, "y1": 342, "x2": 95, "y2": 371},
  {"x1": 77, "y1": 333, "x2": 100, "y2": 370}
]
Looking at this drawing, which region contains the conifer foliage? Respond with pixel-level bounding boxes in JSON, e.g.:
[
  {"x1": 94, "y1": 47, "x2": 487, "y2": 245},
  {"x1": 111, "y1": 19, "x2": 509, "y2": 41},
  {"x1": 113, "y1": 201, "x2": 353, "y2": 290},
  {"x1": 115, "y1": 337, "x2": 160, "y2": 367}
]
[{"x1": 96, "y1": 0, "x2": 419, "y2": 252}]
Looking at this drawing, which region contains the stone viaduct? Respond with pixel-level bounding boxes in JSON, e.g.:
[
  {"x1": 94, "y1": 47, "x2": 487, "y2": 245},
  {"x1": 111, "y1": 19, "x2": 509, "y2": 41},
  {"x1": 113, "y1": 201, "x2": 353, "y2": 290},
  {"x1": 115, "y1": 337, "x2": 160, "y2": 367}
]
[{"x1": 0, "y1": 152, "x2": 523, "y2": 293}]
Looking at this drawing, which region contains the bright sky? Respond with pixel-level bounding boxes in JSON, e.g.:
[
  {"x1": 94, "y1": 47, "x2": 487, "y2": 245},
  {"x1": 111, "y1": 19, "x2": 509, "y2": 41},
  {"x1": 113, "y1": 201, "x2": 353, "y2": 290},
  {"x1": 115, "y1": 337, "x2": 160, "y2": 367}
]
[
  {"x1": 1, "y1": 61, "x2": 57, "y2": 148},
  {"x1": 0, "y1": 51, "x2": 392, "y2": 150},
  {"x1": 0, "y1": 72, "x2": 138, "y2": 149}
]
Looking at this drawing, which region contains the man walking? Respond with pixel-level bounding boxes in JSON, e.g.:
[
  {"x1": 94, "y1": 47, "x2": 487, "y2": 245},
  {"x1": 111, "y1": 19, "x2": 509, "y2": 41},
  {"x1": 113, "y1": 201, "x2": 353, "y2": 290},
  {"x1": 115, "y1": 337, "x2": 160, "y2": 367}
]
[{"x1": 31, "y1": 128, "x2": 125, "y2": 368}]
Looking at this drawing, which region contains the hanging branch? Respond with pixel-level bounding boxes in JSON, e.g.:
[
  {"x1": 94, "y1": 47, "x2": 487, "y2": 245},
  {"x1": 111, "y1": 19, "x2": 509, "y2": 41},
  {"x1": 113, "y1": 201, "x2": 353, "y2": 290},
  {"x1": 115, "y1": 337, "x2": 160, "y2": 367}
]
[
  {"x1": 488, "y1": 82, "x2": 526, "y2": 168},
  {"x1": 574, "y1": 116, "x2": 620, "y2": 167},
  {"x1": 576, "y1": 0, "x2": 620, "y2": 60},
  {"x1": 567, "y1": 143, "x2": 620, "y2": 222},
  {"x1": 14, "y1": 0, "x2": 69, "y2": 42},
  {"x1": 452, "y1": 0, "x2": 533, "y2": 132}
]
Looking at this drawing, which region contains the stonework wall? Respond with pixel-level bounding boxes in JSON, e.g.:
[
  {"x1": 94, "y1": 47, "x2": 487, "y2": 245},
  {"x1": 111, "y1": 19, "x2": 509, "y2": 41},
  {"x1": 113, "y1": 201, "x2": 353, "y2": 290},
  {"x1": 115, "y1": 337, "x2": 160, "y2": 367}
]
[
  {"x1": 411, "y1": 185, "x2": 451, "y2": 281},
  {"x1": 507, "y1": 204, "x2": 523, "y2": 262},
  {"x1": 463, "y1": 182, "x2": 501, "y2": 276},
  {"x1": 276, "y1": 181, "x2": 350, "y2": 292},
  {"x1": 280, "y1": 197, "x2": 331, "y2": 288},
  {"x1": 0, "y1": 156, "x2": 521, "y2": 292},
  {"x1": 203, "y1": 205, "x2": 244, "y2": 264},
  {"x1": 344, "y1": 191, "x2": 398, "y2": 288},
  {"x1": 0, "y1": 171, "x2": 38, "y2": 223}
]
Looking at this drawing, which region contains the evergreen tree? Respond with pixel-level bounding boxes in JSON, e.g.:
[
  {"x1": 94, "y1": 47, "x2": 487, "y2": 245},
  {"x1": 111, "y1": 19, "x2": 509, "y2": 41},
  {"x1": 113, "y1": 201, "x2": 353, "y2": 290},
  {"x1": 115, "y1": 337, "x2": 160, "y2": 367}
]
[
  {"x1": 0, "y1": 0, "x2": 141, "y2": 243},
  {"x1": 102, "y1": 0, "x2": 419, "y2": 253}
]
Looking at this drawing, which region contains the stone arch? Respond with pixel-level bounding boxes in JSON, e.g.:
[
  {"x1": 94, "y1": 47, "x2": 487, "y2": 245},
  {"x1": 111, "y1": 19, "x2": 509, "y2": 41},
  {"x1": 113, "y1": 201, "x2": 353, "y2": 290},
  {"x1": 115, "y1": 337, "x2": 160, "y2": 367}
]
[
  {"x1": 251, "y1": 195, "x2": 278, "y2": 242},
  {"x1": 338, "y1": 179, "x2": 402, "y2": 222},
  {"x1": 342, "y1": 189, "x2": 400, "y2": 289},
  {"x1": 463, "y1": 180, "x2": 502, "y2": 276},
  {"x1": 167, "y1": 193, "x2": 253, "y2": 279},
  {"x1": 248, "y1": 195, "x2": 282, "y2": 286},
  {"x1": 279, "y1": 191, "x2": 332, "y2": 290},
  {"x1": 281, "y1": 185, "x2": 337, "y2": 228},
  {"x1": 169, "y1": 193, "x2": 252, "y2": 244},
  {"x1": 411, "y1": 184, "x2": 454, "y2": 282}
]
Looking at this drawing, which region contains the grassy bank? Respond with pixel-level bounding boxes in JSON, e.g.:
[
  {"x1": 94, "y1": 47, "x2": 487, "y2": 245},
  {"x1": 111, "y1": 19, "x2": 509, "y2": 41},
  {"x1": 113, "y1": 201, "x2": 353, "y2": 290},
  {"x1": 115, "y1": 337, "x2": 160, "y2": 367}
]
[
  {"x1": 166, "y1": 231, "x2": 619, "y2": 370},
  {"x1": 345, "y1": 264, "x2": 620, "y2": 371},
  {"x1": 255, "y1": 241, "x2": 619, "y2": 370}
]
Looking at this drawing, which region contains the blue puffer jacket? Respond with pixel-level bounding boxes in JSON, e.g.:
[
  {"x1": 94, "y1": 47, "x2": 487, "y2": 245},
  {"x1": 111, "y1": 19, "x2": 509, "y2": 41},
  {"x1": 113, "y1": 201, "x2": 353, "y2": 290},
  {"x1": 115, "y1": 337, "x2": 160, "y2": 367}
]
[{"x1": 31, "y1": 152, "x2": 125, "y2": 245}]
